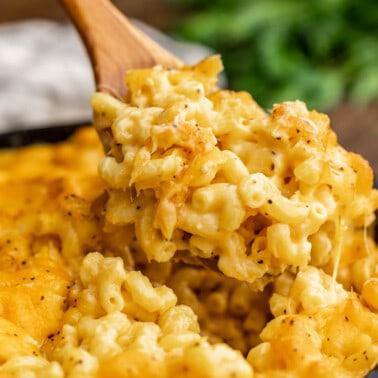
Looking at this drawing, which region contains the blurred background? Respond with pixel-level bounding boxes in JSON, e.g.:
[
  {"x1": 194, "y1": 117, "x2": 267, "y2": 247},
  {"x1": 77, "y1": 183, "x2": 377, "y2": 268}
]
[{"x1": 1, "y1": 0, "x2": 377, "y2": 175}]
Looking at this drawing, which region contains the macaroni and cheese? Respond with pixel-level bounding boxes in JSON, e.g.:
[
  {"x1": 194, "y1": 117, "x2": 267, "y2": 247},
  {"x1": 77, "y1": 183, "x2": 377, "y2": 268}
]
[
  {"x1": 0, "y1": 56, "x2": 377, "y2": 377},
  {"x1": 92, "y1": 55, "x2": 377, "y2": 290}
]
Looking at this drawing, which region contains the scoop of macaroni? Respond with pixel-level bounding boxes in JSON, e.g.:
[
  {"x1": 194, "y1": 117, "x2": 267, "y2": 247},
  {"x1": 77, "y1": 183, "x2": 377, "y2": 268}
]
[{"x1": 92, "y1": 55, "x2": 378, "y2": 288}]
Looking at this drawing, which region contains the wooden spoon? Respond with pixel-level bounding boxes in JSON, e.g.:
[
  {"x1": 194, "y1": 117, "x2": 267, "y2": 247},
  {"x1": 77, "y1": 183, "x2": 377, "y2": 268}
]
[{"x1": 60, "y1": 0, "x2": 182, "y2": 99}]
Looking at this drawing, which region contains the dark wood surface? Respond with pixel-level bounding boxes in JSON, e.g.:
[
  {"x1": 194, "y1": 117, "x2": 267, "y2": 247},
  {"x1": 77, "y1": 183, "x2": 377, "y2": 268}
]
[{"x1": 329, "y1": 101, "x2": 378, "y2": 176}]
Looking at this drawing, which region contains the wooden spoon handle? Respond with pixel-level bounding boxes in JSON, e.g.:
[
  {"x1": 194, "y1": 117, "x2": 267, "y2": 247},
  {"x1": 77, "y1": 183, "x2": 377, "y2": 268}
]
[{"x1": 60, "y1": 0, "x2": 181, "y2": 99}]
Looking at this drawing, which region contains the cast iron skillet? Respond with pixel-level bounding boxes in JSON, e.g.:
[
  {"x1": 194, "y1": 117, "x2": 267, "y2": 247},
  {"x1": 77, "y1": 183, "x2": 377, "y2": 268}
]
[
  {"x1": 0, "y1": 124, "x2": 84, "y2": 148},
  {"x1": 0, "y1": 125, "x2": 377, "y2": 377}
]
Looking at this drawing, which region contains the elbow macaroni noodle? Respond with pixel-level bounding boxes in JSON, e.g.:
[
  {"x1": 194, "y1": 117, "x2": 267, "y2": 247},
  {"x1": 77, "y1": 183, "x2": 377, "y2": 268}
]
[{"x1": 0, "y1": 56, "x2": 376, "y2": 377}]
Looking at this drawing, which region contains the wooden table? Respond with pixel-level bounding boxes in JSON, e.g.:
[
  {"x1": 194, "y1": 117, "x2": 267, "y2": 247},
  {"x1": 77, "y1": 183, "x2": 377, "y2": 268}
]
[{"x1": 330, "y1": 102, "x2": 378, "y2": 177}]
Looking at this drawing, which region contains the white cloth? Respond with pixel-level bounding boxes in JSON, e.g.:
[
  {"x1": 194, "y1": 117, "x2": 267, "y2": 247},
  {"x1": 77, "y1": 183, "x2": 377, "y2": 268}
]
[{"x1": 0, "y1": 19, "x2": 214, "y2": 132}]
